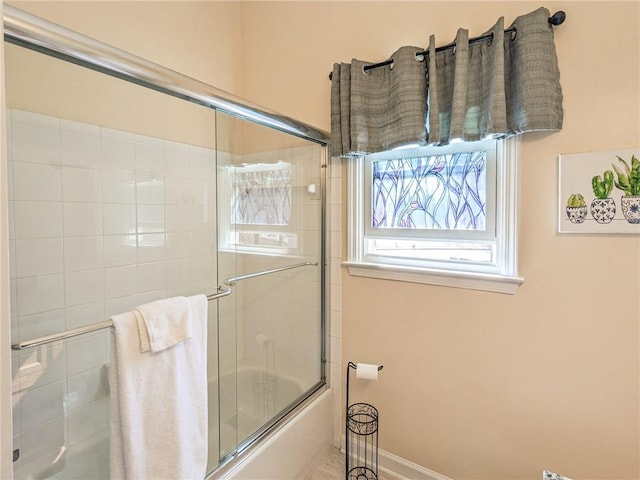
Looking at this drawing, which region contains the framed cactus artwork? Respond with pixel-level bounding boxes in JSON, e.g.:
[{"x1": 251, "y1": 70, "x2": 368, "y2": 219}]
[{"x1": 559, "y1": 147, "x2": 640, "y2": 233}]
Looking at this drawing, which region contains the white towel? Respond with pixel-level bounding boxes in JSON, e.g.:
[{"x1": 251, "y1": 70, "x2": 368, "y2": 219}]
[
  {"x1": 109, "y1": 294, "x2": 208, "y2": 480},
  {"x1": 134, "y1": 296, "x2": 192, "y2": 352}
]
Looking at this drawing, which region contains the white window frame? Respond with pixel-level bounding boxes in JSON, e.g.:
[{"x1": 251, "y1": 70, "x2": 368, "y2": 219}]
[
  {"x1": 218, "y1": 160, "x2": 300, "y2": 256},
  {"x1": 345, "y1": 136, "x2": 524, "y2": 294}
]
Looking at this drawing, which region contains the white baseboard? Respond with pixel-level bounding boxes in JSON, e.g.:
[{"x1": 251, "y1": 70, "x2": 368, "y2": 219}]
[
  {"x1": 339, "y1": 435, "x2": 451, "y2": 480},
  {"x1": 378, "y1": 448, "x2": 452, "y2": 480}
]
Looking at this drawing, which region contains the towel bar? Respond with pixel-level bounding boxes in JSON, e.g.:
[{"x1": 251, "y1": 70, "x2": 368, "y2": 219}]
[
  {"x1": 224, "y1": 261, "x2": 318, "y2": 286},
  {"x1": 11, "y1": 261, "x2": 319, "y2": 351},
  {"x1": 10, "y1": 286, "x2": 233, "y2": 351}
]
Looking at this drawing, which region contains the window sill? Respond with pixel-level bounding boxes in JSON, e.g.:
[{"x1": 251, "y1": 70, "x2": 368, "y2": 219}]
[{"x1": 344, "y1": 261, "x2": 524, "y2": 294}]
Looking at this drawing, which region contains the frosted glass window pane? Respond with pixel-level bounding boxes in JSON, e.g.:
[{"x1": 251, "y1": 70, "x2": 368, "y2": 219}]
[
  {"x1": 371, "y1": 151, "x2": 487, "y2": 231},
  {"x1": 231, "y1": 163, "x2": 291, "y2": 226}
]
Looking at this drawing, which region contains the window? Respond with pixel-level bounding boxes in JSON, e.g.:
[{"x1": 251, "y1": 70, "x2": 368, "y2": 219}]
[
  {"x1": 231, "y1": 161, "x2": 292, "y2": 226},
  {"x1": 346, "y1": 137, "x2": 523, "y2": 294},
  {"x1": 221, "y1": 161, "x2": 298, "y2": 253}
]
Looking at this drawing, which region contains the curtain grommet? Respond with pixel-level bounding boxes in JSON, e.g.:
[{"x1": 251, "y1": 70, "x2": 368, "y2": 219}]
[
  {"x1": 389, "y1": 61, "x2": 394, "y2": 71},
  {"x1": 510, "y1": 28, "x2": 517, "y2": 41},
  {"x1": 362, "y1": 64, "x2": 371, "y2": 76},
  {"x1": 414, "y1": 51, "x2": 425, "y2": 62},
  {"x1": 487, "y1": 32, "x2": 494, "y2": 47},
  {"x1": 452, "y1": 45, "x2": 457, "y2": 55}
]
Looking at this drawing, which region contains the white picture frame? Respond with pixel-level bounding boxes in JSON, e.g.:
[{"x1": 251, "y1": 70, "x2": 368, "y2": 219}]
[{"x1": 558, "y1": 147, "x2": 640, "y2": 234}]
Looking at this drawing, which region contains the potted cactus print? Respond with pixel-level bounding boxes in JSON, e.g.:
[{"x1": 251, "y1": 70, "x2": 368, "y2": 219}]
[
  {"x1": 612, "y1": 155, "x2": 640, "y2": 224},
  {"x1": 566, "y1": 193, "x2": 587, "y2": 224},
  {"x1": 590, "y1": 170, "x2": 616, "y2": 223},
  {"x1": 560, "y1": 149, "x2": 640, "y2": 234}
]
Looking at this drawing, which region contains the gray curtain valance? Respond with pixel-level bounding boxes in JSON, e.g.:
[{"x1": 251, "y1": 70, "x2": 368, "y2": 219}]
[{"x1": 331, "y1": 7, "x2": 564, "y2": 157}]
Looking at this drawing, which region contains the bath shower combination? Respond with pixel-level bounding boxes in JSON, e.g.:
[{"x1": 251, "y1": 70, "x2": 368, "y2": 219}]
[{"x1": 4, "y1": 5, "x2": 329, "y2": 479}]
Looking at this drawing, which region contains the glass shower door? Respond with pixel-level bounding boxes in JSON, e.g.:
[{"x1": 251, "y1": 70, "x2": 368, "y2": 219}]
[
  {"x1": 5, "y1": 40, "x2": 224, "y2": 479},
  {"x1": 4, "y1": 12, "x2": 326, "y2": 478},
  {"x1": 215, "y1": 112, "x2": 325, "y2": 460}
]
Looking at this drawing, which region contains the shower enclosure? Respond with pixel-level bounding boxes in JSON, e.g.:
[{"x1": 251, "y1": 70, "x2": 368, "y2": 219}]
[{"x1": 4, "y1": 6, "x2": 327, "y2": 479}]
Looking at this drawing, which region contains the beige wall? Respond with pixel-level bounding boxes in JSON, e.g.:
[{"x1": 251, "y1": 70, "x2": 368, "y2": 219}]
[
  {"x1": 5, "y1": 43, "x2": 220, "y2": 148},
  {"x1": 6, "y1": 1, "x2": 308, "y2": 154},
  {"x1": 6, "y1": 1, "x2": 243, "y2": 149},
  {"x1": 240, "y1": 2, "x2": 640, "y2": 479},
  {"x1": 9, "y1": 1, "x2": 242, "y2": 96},
  {"x1": 2, "y1": 1, "x2": 639, "y2": 479}
]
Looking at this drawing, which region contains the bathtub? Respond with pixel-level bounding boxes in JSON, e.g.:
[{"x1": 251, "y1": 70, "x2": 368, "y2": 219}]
[
  {"x1": 212, "y1": 387, "x2": 332, "y2": 480},
  {"x1": 213, "y1": 367, "x2": 307, "y2": 461},
  {"x1": 22, "y1": 368, "x2": 328, "y2": 480},
  {"x1": 36, "y1": 429, "x2": 110, "y2": 480},
  {"x1": 209, "y1": 367, "x2": 331, "y2": 480}
]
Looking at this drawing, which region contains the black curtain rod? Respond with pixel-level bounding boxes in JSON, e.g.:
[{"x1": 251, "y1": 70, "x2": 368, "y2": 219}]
[{"x1": 328, "y1": 10, "x2": 566, "y2": 80}]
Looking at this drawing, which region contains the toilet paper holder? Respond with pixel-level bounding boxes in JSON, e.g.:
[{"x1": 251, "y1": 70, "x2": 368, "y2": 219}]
[{"x1": 345, "y1": 361, "x2": 383, "y2": 480}]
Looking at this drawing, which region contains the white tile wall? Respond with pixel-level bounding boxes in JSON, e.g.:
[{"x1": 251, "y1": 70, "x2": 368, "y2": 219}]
[
  {"x1": 102, "y1": 203, "x2": 135, "y2": 235},
  {"x1": 165, "y1": 177, "x2": 191, "y2": 204},
  {"x1": 66, "y1": 334, "x2": 108, "y2": 376},
  {"x1": 8, "y1": 109, "x2": 219, "y2": 480},
  {"x1": 20, "y1": 380, "x2": 65, "y2": 431},
  {"x1": 12, "y1": 163, "x2": 62, "y2": 201},
  {"x1": 166, "y1": 258, "x2": 192, "y2": 287},
  {"x1": 9, "y1": 110, "x2": 327, "y2": 478},
  {"x1": 62, "y1": 167, "x2": 102, "y2": 203},
  {"x1": 15, "y1": 238, "x2": 63, "y2": 277},
  {"x1": 13, "y1": 201, "x2": 63, "y2": 239},
  {"x1": 134, "y1": 137, "x2": 165, "y2": 175},
  {"x1": 61, "y1": 119, "x2": 101, "y2": 169},
  {"x1": 67, "y1": 397, "x2": 109, "y2": 446},
  {"x1": 67, "y1": 365, "x2": 107, "y2": 411},
  {"x1": 136, "y1": 174, "x2": 164, "y2": 203},
  {"x1": 63, "y1": 236, "x2": 104, "y2": 272},
  {"x1": 137, "y1": 204, "x2": 165, "y2": 233},
  {"x1": 101, "y1": 171, "x2": 136, "y2": 203},
  {"x1": 104, "y1": 265, "x2": 137, "y2": 299},
  {"x1": 328, "y1": 155, "x2": 344, "y2": 448},
  {"x1": 100, "y1": 129, "x2": 135, "y2": 172},
  {"x1": 12, "y1": 344, "x2": 66, "y2": 392},
  {"x1": 16, "y1": 274, "x2": 65, "y2": 316},
  {"x1": 103, "y1": 234, "x2": 137, "y2": 267},
  {"x1": 13, "y1": 416, "x2": 65, "y2": 480},
  {"x1": 65, "y1": 302, "x2": 106, "y2": 330},
  {"x1": 11, "y1": 111, "x2": 61, "y2": 165},
  {"x1": 15, "y1": 309, "x2": 66, "y2": 345},
  {"x1": 64, "y1": 269, "x2": 105, "y2": 306},
  {"x1": 63, "y1": 203, "x2": 103, "y2": 236},
  {"x1": 137, "y1": 233, "x2": 166, "y2": 263},
  {"x1": 137, "y1": 262, "x2": 166, "y2": 293}
]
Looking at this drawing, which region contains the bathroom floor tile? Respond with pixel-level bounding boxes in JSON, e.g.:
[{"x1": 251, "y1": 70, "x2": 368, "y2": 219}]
[{"x1": 304, "y1": 447, "x2": 401, "y2": 480}]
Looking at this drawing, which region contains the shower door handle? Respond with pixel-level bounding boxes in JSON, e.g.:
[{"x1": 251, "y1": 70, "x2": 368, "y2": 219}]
[
  {"x1": 11, "y1": 285, "x2": 235, "y2": 350},
  {"x1": 224, "y1": 261, "x2": 318, "y2": 286},
  {"x1": 207, "y1": 286, "x2": 233, "y2": 301}
]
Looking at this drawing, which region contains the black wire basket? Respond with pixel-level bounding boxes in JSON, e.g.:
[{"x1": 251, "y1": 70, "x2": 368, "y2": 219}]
[
  {"x1": 346, "y1": 403, "x2": 379, "y2": 480},
  {"x1": 347, "y1": 402, "x2": 378, "y2": 436},
  {"x1": 347, "y1": 466, "x2": 378, "y2": 480}
]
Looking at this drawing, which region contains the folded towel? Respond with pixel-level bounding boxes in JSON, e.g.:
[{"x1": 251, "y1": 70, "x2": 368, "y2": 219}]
[
  {"x1": 109, "y1": 294, "x2": 208, "y2": 480},
  {"x1": 134, "y1": 296, "x2": 192, "y2": 352}
]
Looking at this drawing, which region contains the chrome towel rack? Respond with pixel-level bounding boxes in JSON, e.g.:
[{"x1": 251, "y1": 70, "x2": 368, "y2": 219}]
[
  {"x1": 11, "y1": 286, "x2": 232, "y2": 351},
  {"x1": 11, "y1": 261, "x2": 318, "y2": 351},
  {"x1": 224, "y1": 261, "x2": 317, "y2": 286}
]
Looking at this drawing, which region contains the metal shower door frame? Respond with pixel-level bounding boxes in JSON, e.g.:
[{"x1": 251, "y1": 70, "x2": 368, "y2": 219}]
[{"x1": 2, "y1": 4, "x2": 329, "y2": 477}]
